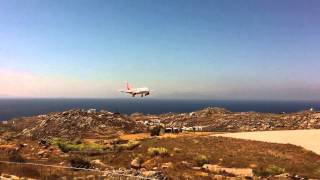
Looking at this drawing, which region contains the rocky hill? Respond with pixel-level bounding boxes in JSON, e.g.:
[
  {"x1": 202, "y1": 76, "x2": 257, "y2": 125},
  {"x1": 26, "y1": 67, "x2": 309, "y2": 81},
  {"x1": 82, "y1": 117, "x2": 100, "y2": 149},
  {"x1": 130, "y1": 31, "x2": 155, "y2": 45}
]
[
  {"x1": 13, "y1": 109, "x2": 147, "y2": 140},
  {"x1": 5, "y1": 107, "x2": 320, "y2": 140},
  {"x1": 1, "y1": 107, "x2": 320, "y2": 179},
  {"x1": 138, "y1": 107, "x2": 320, "y2": 132}
]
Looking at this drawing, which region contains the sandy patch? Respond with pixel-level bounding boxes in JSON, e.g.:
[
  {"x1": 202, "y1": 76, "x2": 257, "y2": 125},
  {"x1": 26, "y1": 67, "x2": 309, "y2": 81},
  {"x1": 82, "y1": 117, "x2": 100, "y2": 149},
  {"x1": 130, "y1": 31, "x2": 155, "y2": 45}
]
[{"x1": 213, "y1": 129, "x2": 320, "y2": 154}]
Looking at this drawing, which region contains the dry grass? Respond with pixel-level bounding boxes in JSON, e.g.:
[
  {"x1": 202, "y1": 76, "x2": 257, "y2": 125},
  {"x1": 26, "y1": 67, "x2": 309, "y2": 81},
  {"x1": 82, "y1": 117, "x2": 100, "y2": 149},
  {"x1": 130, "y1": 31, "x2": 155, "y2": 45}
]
[
  {"x1": 119, "y1": 133, "x2": 150, "y2": 141},
  {"x1": 148, "y1": 147, "x2": 169, "y2": 157},
  {"x1": 0, "y1": 133, "x2": 319, "y2": 179}
]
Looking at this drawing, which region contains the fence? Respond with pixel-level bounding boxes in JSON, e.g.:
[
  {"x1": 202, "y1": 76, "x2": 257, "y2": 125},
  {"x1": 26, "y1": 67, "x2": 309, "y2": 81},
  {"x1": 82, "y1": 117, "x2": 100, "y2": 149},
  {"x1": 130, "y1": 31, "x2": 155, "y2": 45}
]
[{"x1": 0, "y1": 161, "x2": 152, "y2": 180}]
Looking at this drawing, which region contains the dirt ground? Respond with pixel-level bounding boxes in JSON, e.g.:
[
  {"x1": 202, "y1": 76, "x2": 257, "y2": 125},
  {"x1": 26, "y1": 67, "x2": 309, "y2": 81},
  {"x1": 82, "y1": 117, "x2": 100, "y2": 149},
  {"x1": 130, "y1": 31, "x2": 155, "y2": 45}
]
[
  {"x1": 1, "y1": 132, "x2": 320, "y2": 179},
  {"x1": 214, "y1": 129, "x2": 320, "y2": 155},
  {"x1": 101, "y1": 133, "x2": 320, "y2": 179}
]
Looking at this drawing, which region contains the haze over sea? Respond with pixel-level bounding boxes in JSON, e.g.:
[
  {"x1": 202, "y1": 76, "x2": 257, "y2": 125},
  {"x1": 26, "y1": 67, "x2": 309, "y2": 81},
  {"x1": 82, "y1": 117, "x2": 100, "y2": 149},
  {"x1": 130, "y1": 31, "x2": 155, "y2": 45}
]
[{"x1": 0, "y1": 98, "x2": 319, "y2": 121}]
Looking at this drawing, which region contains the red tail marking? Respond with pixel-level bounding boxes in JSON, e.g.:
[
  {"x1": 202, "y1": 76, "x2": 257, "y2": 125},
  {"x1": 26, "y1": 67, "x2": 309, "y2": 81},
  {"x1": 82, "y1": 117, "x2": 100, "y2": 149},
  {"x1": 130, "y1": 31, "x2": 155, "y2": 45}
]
[{"x1": 126, "y1": 82, "x2": 133, "y2": 90}]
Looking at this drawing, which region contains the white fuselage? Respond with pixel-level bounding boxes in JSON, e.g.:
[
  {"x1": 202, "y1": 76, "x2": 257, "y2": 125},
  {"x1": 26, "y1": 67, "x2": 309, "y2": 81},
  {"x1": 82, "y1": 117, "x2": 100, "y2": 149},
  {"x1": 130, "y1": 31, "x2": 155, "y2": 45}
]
[
  {"x1": 124, "y1": 87, "x2": 150, "y2": 97},
  {"x1": 120, "y1": 82, "x2": 151, "y2": 97}
]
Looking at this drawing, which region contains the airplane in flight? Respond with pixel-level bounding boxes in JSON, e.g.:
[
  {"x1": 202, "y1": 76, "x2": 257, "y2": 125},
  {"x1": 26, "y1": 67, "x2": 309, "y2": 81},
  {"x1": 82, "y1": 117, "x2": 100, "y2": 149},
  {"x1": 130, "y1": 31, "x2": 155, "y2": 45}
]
[{"x1": 119, "y1": 82, "x2": 151, "y2": 97}]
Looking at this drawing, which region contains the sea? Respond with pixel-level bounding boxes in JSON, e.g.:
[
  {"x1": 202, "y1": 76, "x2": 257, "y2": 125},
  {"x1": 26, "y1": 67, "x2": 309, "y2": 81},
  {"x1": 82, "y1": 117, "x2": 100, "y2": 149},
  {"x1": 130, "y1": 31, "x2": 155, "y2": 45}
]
[{"x1": 0, "y1": 98, "x2": 319, "y2": 121}]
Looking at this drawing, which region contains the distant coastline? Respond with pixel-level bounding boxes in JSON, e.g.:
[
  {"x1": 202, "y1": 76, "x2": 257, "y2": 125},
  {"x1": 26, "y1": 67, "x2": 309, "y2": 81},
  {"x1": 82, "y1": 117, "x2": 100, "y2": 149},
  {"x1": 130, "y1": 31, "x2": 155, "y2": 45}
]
[{"x1": 0, "y1": 98, "x2": 319, "y2": 121}]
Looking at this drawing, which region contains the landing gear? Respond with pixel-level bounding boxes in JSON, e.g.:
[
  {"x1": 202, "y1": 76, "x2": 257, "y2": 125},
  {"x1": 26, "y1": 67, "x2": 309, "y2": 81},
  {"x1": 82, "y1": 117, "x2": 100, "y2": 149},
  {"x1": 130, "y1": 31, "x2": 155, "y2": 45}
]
[
  {"x1": 132, "y1": 93, "x2": 136, "y2": 97},
  {"x1": 141, "y1": 94, "x2": 144, "y2": 97}
]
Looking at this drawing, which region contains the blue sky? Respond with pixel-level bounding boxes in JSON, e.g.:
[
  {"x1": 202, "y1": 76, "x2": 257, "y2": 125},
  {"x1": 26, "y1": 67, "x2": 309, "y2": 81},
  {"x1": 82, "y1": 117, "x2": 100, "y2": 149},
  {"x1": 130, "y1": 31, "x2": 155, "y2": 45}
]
[{"x1": 0, "y1": 0, "x2": 320, "y2": 99}]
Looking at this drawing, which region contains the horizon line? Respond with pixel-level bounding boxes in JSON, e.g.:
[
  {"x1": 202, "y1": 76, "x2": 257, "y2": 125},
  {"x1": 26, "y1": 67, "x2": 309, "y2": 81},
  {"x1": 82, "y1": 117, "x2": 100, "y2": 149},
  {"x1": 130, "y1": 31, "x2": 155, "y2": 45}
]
[{"x1": 0, "y1": 97, "x2": 320, "y2": 102}]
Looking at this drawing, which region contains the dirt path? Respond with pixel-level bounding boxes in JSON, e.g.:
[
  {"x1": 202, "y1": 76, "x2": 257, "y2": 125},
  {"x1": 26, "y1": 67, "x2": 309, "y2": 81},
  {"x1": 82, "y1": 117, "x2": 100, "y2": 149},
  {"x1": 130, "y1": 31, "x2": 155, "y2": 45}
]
[{"x1": 213, "y1": 129, "x2": 320, "y2": 155}]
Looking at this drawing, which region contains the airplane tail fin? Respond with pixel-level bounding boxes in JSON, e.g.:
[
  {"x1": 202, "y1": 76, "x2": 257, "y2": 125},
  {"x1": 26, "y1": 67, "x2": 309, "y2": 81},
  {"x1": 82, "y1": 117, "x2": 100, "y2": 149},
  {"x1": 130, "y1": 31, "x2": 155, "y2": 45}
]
[{"x1": 126, "y1": 81, "x2": 133, "y2": 90}]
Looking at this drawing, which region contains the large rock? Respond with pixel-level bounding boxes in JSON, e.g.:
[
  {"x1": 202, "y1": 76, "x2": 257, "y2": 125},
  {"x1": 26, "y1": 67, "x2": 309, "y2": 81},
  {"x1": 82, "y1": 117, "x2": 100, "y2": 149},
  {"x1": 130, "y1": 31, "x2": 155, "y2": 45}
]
[
  {"x1": 141, "y1": 171, "x2": 162, "y2": 178},
  {"x1": 17, "y1": 109, "x2": 147, "y2": 140},
  {"x1": 90, "y1": 159, "x2": 107, "y2": 169},
  {"x1": 37, "y1": 150, "x2": 47, "y2": 157},
  {"x1": 203, "y1": 164, "x2": 253, "y2": 177},
  {"x1": 0, "y1": 174, "x2": 19, "y2": 180}
]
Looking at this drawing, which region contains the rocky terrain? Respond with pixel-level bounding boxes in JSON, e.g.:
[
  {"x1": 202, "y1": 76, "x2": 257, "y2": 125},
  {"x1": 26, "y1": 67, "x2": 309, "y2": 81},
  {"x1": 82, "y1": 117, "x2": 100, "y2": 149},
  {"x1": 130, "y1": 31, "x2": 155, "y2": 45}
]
[
  {"x1": 5, "y1": 107, "x2": 320, "y2": 141},
  {"x1": 0, "y1": 107, "x2": 320, "y2": 179},
  {"x1": 9, "y1": 109, "x2": 146, "y2": 140},
  {"x1": 136, "y1": 107, "x2": 320, "y2": 132}
]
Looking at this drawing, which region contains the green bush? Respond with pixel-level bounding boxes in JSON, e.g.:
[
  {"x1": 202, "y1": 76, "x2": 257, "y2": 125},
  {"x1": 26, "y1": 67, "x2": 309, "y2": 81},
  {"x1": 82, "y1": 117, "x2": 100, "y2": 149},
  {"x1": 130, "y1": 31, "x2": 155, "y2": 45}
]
[
  {"x1": 194, "y1": 154, "x2": 209, "y2": 167},
  {"x1": 148, "y1": 147, "x2": 169, "y2": 157},
  {"x1": 51, "y1": 138, "x2": 104, "y2": 153},
  {"x1": 58, "y1": 142, "x2": 78, "y2": 153}
]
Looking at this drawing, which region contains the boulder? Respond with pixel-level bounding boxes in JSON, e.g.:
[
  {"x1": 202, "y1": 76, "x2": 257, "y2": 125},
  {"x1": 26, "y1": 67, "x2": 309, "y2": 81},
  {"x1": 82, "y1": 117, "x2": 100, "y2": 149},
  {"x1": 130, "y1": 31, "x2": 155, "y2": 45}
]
[
  {"x1": 131, "y1": 157, "x2": 143, "y2": 169},
  {"x1": 0, "y1": 174, "x2": 19, "y2": 180},
  {"x1": 37, "y1": 150, "x2": 46, "y2": 157},
  {"x1": 274, "y1": 173, "x2": 291, "y2": 178},
  {"x1": 90, "y1": 159, "x2": 107, "y2": 169},
  {"x1": 203, "y1": 164, "x2": 253, "y2": 177},
  {"x1": 181, "y1": 161, "x2": 193, "y2": 167},
  {"x1": 161, "y1": 162, "x2": 173, "y2": 169},
  {"x1": 173, "y1": 147, "x2": 182, "y2": 153},
  {"x1": 141, "y1": 171, "x2": 159, "y2": 178},
  {"x1": 192, "y1": 167, "x2": 202, "y2": 170}
]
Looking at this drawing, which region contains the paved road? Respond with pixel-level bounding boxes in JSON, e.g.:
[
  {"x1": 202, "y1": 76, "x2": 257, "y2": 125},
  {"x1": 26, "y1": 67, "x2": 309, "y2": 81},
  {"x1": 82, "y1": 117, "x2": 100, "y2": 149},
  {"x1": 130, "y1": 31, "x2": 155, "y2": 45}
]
[{"x1": 213, "y1": 129, "x2": 320, "y2": 155}]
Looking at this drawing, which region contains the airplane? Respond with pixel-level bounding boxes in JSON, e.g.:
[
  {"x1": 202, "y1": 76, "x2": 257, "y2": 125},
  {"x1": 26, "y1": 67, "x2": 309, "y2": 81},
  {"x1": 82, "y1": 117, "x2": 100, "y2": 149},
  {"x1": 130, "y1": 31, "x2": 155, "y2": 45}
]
[{"x1": 119, "y1": 82, "x2": 151, "y2": 97}]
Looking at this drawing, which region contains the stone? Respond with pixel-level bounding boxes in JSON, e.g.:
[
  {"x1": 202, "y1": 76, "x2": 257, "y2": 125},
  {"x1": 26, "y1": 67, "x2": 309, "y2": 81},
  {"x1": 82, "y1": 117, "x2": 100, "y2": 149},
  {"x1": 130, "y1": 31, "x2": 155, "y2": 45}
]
[
  {"x1": 131, "y1": 157, "x2": 143, "y2": 168},
  {"x1": 211, "y1": 175, "x2": 226, "y2": 180},
  {"x1": 274, "y1": 173, "x2": 291, "y2": 178},
  {"x1": 90, "y1": 159, "x2": 107, "y2": 168},
  {"x1": 85, "y1": 175, "x2": 95, "y2": 180},
  {"x1": 181, "y1": 161, "x2": 193, "y2": 167},
  {"x1": 37, "y1": 150, "x2": 46, "y2": 156},
  {"x1": 73, "y1": 177, "x2": 85, "y2": 180},
  {"x1": 173, "y1": 147, "x2": 182, "y2": 153},
  {"x1": 192, "y1": 167, "x2": 202, "y2": 170},
  {"x1": 19, "y1": 143, "x2": 28, "y2": 148},
  {"x1": 161, "y1": 162, "x2": 173, "y2": 169},
  {"x1": 2, "y1": 174, "x2": 12, "y2": 178},
  {"x1": 141, "y1": 171, "x2": 159, "y2": 178},
  {"x1": 203, "y1": 164, "x2": 253, "y2": 177}
]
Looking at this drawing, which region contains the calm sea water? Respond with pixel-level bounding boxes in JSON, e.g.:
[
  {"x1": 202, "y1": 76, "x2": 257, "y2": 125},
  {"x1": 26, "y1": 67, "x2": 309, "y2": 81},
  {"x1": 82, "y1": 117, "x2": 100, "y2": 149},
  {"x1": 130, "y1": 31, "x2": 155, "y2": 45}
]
[{"x1": 0, "y1": 98, "x2": 319, "y2": 121}]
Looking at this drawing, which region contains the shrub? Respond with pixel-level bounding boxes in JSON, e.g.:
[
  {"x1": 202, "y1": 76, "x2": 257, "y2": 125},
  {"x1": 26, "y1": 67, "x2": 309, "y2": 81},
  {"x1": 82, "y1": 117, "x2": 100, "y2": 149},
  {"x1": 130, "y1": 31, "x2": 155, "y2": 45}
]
[
  {"x1": 148, "y1": 147, "x2": 169, "y2": 157},
  {"x1": 194, "y1": 154, "x2": 209, "y2": 167},
  {"x1": 150, "y1": 126, "x2": 163, "y2": 136},
  {"x1": 51, "y1": 138, "x2": 104, "y2": 153},
  {"x1": 69, "y1": 156, "x2": 91, "y2": 169}
]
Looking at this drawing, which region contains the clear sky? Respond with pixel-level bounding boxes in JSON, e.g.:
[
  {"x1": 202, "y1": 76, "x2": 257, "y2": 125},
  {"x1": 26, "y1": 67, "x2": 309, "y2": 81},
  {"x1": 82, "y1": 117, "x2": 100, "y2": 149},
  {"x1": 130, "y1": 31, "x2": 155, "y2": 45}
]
[{"x1": 0, "y1": 0, "x2": 319, "y2": 100}]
